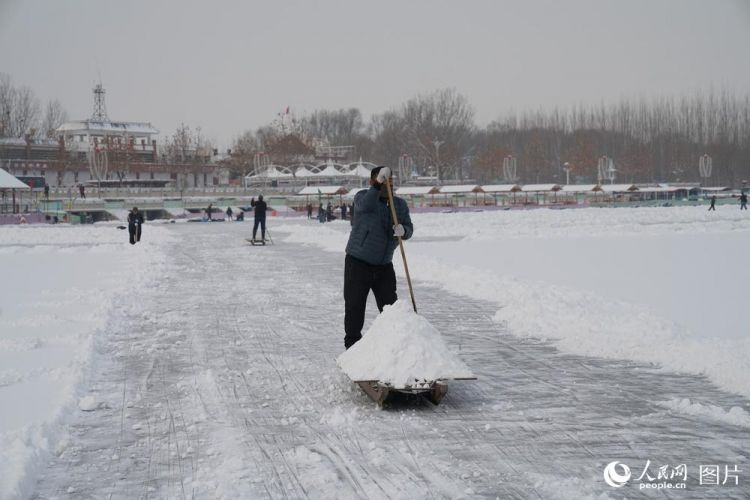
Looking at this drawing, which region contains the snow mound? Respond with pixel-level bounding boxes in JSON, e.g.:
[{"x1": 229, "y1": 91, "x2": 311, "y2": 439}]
[
  {"x1": 78, "y1": 396, "x2": 98, "y2": 411},
  {"x1": 337, "y1": 301, "x2": 473, "y2": 388},
  {"x1": 657, "y1": 398, "x2": 750, "y2": 428}
]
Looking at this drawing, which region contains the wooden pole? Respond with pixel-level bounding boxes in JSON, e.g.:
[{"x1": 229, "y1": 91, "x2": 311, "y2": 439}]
[{"x1": 385, "y1": 178, "x2": 417, "y2": 313}]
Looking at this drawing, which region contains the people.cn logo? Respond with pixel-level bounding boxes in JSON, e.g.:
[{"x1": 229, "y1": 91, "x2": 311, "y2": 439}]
[{"x1": 604, "y1": 461, "x2": 632, "y2": 488}]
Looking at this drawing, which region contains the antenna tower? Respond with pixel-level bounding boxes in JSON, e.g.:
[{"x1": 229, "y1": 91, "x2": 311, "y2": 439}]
[{"x1": 92, "y1": 83, "x2": 109, "y2": 121}]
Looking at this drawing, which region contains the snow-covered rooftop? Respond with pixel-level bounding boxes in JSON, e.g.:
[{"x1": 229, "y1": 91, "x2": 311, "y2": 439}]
[
  {"x1": 521, "y1": 184, "x2": 561, "y2": 192},
  {"x1": 0, "y1": 168, "x2": 30, "y2": 189},
  {"x1": 561, "y1": 184, "x2": 601, "y2": 193},
  {"x1": 395, "y1": 186, "x2": 440, "y2": 195},
  {"x1": 600, "y1": 184, "x2": 638, "y2": 192},
  {"x1": 481, "y1": 184, "x2": 521, "y2": 193},
  {"x1": 56, "y1": 120, "x2": 159, "y2": 136},
  {"x1": 439, "y1": 185, "x2": 483, "y2": 194},
  {"x1": 298, "y1": 185, "x2": 349, "y2": 195},
  {"x1": 638, "y1": 186, "x2": 681, "y2": 193}
]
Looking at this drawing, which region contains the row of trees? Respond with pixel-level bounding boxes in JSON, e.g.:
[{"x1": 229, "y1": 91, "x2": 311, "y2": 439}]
[
  {"x1": 0, "y1": 74, "x2": 68, "y2": 139},
  {"x1": 232, "y1": 88, "x2": 750, "y2": 186}
]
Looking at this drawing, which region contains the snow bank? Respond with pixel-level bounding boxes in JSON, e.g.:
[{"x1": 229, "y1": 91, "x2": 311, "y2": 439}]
[
  {"x1": 337, "y1": 301, "x2": 474, "y2": 388},
  {"x1": 412, "y1": 205, "x2": 750, "y2": 241},
  {"x1": 657, "y1": 398, "x2": 750, "y2": 428},
  {"x1": 0, "y1": 223, "x2": 173, "y2": 499},
  {"x1": 277, "y1": 206, "x2": 750, "y2": 399}
]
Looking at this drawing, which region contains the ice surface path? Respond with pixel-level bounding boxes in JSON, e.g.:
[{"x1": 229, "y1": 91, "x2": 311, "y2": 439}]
[{"x1": 34, "y1": 223, "x2": 749, "y2": 499}]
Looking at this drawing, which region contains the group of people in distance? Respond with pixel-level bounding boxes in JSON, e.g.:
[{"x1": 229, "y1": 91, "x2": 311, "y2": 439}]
[
  {"x1": 708, "y1": 192, "x2": 748, "y2": 211},
  {"x1": 307, "y1": 202, "x2": 351, "y2": 223}
]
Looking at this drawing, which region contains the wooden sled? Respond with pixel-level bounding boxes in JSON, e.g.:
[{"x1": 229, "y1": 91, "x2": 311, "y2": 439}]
[{"x1": 355, "y1": 378, "x2": 475, "y2": 406}]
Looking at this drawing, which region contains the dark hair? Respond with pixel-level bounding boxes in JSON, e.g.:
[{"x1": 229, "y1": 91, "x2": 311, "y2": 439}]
[
  {"x1": 258, "y1": 194, "x2": 264, "y2": 201},
  {"x1": 370, "y1": 165, "x2": 386, "y2": 180}
]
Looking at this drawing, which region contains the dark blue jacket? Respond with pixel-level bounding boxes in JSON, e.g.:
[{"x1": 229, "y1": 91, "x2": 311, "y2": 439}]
[{"x1": 345, "y1": 186, "x2": 413, "y2": 265}]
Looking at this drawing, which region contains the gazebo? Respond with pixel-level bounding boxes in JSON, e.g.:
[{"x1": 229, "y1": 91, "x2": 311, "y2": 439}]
[{"x1": 0, "y1": 168, "x2": 31, "y2": 216}]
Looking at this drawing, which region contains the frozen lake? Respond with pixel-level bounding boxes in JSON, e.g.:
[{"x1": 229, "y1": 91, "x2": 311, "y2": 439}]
[{"x1": 1, "y1": 206, "x2": 749, "y2": 499}]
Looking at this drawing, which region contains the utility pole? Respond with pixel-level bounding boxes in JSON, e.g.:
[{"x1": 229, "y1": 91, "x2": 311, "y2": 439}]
[{"x1": 432, "y1": 139, "x2": 444, "y2": 183}]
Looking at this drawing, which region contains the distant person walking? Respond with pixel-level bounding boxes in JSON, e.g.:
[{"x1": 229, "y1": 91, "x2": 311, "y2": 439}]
[
  {"x1": 741, "y1": 192, "x2": 748, "y2": 210},
  {"x1": 250, "y1": 195, "x2": 268, "y2": 243},
  {"x1": 206, "y1": 203, "x2": 213, "y2": 221},
  {"x1": 226, "y1": 206, "x2": 233, "y2": 221},
  {"x1": 307, "y1": 203, "x2": 313, "y2": 219},
  {"x1": 44, "y1": 184, "x2": 49, "y2": 200},
  {"x1": 708, "y1": 195, "x2": 716, "y2": 211},
  {"x1": 79, "y1": 184, "x2": 86, "y2": 199},
  {"x1": 127, "y1": 207, "x2": 144, "y2": 245}
]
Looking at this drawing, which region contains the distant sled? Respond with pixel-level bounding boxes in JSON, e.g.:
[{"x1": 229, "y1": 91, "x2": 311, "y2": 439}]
[{"x1": 245, "y1": 237, "x2": 274, "y2": 246}]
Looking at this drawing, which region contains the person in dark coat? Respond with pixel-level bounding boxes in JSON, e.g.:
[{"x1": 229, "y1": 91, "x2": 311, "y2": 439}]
[
  {"x1": 326, "y1": 202, "x2": 334, "y2": 222},
  {"x1": 307, "y1": 203, "x2": 313, "y2": 219},
  {"x1": 206, "y1": 203, "x2": 213, "y2": 221},
  {"x1": 741, "y1": 192, "x2": 748, "y2": 210},
  {"x1": 250, "y1": 195, "x2": 268, "y2": 242},
  {"x1": 343, "y1": 166, "x2": 413, "y2": 349},
  {"x1": 44, "y1": 184, "x2": 49, "y2": 200},
  {"x1": 226, "y1": 206, "x2": 233, "y2": 221},
  {"x1": 708, "y1": 195, "x2": 716, "y2": 211},
  {"x1": 317, "y1": 204, "x2": 325, "y2": 223},
  {"x1": 127, "y1": 207, "x2": 144, "y2": 245},
  {"x1": 349, "y1": 202, "x2": 354, "y2": 226},
  {"x1": 79, "y1": 184, "x2": 86, "y2": 199}
]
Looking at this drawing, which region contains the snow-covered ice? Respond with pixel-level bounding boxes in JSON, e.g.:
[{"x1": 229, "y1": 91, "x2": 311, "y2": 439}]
[
  {"x1": 337, "y1": 301, "x2": 474, "y2": 387},
  {"x1": 1, "y1": 206, "x2": 748, "y2": 498},
  {"x1": 0, "y1": 223, "x2": 173, "y2": 499}
]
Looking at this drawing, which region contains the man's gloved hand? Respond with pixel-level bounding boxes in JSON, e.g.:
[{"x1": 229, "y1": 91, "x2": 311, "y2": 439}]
[
  {"x1": 393, "y1": 223, "x2": 405, "y2": 238},
  {"x1": 376, "y1": 166, "x2": 392, "y2": 185}
]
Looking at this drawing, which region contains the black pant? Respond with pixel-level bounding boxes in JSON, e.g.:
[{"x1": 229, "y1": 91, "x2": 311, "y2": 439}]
[
  {"x1": 128, "y1": 224, "x2": 141, "y2": 245},
  {"x1": 253, "y1": 217, "x2": 266, "y2": 240},
  {"x1": 344, "y1": 254, "x2": 397, "y2": 349}
]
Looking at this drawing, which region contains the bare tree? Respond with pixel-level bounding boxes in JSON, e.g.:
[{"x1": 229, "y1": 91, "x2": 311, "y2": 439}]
[{"x1": 40, "y1": 99, "x2": 68, "y2": 138}]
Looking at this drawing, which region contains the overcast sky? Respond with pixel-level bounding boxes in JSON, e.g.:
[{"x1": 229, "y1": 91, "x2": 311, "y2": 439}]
[{"x1": 1, "y1": 0, "x2": 749, "y2": 147}]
